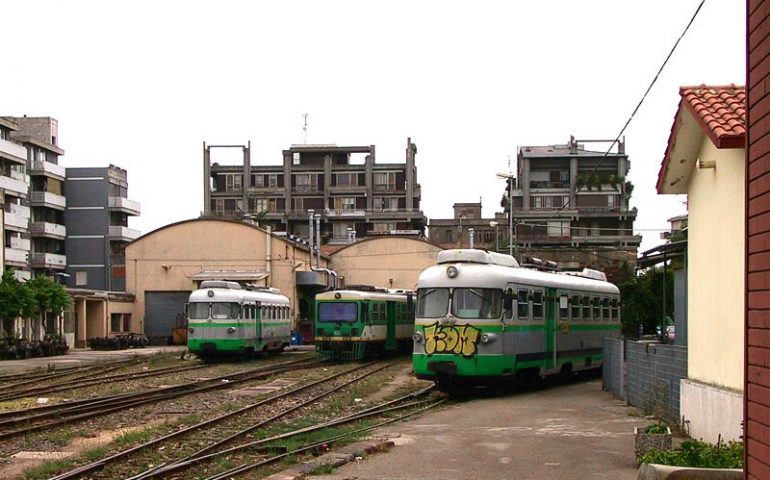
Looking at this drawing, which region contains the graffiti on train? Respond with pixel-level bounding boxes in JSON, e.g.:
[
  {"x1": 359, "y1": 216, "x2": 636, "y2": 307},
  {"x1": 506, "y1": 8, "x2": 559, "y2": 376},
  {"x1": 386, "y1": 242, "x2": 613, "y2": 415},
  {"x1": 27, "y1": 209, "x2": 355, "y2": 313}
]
[{"x1": 423, "y1": 322, "x2": 481, "y2": 358}]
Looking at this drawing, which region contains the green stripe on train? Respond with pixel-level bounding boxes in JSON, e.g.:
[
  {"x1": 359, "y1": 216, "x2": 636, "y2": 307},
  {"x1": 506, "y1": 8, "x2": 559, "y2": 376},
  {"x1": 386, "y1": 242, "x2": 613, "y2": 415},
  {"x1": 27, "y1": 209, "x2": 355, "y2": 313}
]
[
  {"x1": 187, "y1": 322, "x2": 291, "y2": 328},
  {"x1": 188, "y1": 339, "x2": 266, "y2": 351},
  {"x1": 413, "y1": 352, "x2": 604, "y2": 377}
]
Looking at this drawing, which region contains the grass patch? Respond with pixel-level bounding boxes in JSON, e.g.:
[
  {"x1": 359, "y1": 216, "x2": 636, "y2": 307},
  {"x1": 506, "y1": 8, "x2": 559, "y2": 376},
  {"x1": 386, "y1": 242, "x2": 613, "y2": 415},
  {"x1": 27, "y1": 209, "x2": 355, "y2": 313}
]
[
  {"x1": 310, "y1": 463, "x2": 335, "y2": 475},
  {"x1": 22, "y1": 459, "x2": 75, "y2": 480},
  {"x1": 114, "y1": 427, "x2": 156, "y2": 447},
  {"x1": 45, "y1": 428, "x2": 74, "y2": 447},
  {"x1": 81, "y1": 446, "x2": 110, "y2": 462}
]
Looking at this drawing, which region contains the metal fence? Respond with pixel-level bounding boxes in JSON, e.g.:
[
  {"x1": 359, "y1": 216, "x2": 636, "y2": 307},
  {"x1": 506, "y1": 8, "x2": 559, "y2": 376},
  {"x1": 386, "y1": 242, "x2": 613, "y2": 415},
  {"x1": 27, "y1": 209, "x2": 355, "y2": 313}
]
[
  {"x1": 603, "y1": 339, "x2": 688, "y2": 423},
  {"x1": 602, "y1": 338, "x2": 625, "y2": 399}
]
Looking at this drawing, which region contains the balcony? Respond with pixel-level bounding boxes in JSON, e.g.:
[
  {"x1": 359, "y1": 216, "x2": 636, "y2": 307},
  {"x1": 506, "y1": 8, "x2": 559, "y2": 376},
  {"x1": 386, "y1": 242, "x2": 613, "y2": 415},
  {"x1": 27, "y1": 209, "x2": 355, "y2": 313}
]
[
  {"x1": 13, "y1": 270, "x2": 31, "y2": 281},
  {"x1": 0, "y1": 138, "x2": 27, "y2": 164},
  {"x1": 29, "y1": 252, "x2": 66, "y2": 269},
  {"x1": 0, "y1": 171, "x2": 28, "y2": 197},
  {"x1": 325, "y1": 209, "x2": 366, "y2": 218},
  {"x1": 108, "y1": 196, "x2": 141, "y2": 216},
  {"x1": 5, "y1": 247, "x2": 28, "y2": 266},
  {"x1": 30, "y1": 160, "x2": 66, "y2": 180},
  {"x1": 108, "y1": 226, "x2": 141, "y2": 241},
  {"x1": 10, "y1": 236, "x2": 30, "y2": 250},
  {"x1": 30, "y1": 191, "x2": 66, "y2": 210},
  {"x1": 529, "y1": 181, "x2": 570, "y2": 190},
  {"x1": 30, "y1": 222, "x2": 66, "y2": 239},
  {"x1": 5, "y1": 204, "x2": 30, "y2": 231}
]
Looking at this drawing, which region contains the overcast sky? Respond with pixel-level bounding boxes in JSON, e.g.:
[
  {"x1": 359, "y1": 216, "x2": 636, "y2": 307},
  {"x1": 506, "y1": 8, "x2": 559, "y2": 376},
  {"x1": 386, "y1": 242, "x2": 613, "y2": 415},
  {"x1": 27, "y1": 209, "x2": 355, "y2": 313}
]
[{"x1": 2, "y1": 0, "x2": 744, "y2": 253}]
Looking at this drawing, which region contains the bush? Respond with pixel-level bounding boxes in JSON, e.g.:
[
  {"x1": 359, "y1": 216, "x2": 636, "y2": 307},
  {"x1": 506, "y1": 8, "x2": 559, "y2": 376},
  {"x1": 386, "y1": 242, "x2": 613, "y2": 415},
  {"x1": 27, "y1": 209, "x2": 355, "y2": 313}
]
[
  {"x1": 640, "y1": 439, "x2": 743, "y2": 469},
  {"x1": 644, "y1": 424, "x2": 669, "y2": 434}
]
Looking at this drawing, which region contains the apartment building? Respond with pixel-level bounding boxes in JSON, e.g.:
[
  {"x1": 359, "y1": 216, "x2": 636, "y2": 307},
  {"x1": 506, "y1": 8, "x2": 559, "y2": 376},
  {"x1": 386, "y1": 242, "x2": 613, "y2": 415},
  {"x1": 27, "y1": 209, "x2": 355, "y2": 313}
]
[
  {"x1": 203, "y1": 139, "x2": 426, "y2": 244},
  {"x1": 1, "y1": 116, "x2": 67, "y2": 280},
  {"x1": 65, "y1": 165, "x2": 141, "y2": 291},
  {"x1": 428, "y1": 202, "x2": 508, "y2": 251},
  {"x1": 502, "y1": 136, "x2": 641, "y2": 280}
]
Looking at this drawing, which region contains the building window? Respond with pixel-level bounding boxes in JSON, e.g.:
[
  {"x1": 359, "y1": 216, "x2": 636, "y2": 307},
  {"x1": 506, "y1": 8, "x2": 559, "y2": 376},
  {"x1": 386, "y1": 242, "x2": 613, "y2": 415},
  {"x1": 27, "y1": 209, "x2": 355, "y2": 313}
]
[
  {"x1": 268, "y1": 175, "x2": 278, "y2": 188},
  {"x1": 547, "y1": 221, "x2": 570, "y2": 238},
  {"x1": 608, "y1": 195, "x2": 616, "y2": 209},
  {"x1": 37, "y1": 149, "x2": 46, "y2": 163},
  {"x1": 335, "y1": 173, "x2": 358, "y2": 186},
  {"x1": 333, "y1": 222, "x2": 355, "y2": 238},
  {"x1": 374, "y1": 197, "x2": 398, "y2": 211},
  {"x1": 251, "y1": 174, "x2": 264, "y2": 188},
  {"x1": 293, "y1": 198, "x2": 304, "y2": 211},
  {"x1": 293, "y1": 152, "x2": 300, "y2": 165},
  {"x1": 253, "y1": 198, "x2": 276, "y2": 213},
  {"x1": 75, "y1": 271, "x2": 88, "y2": 286},
  {"x1": 334, "y1": 197, "x2": 356, "y2": 211},
  {"x1": 224, "y1": 174, "x2": 242, "y2": 192},
  {"x1": 374, "y1": 172, "x2": 396, "y2": 189},
  {"x1": 446, "y1": 229, "x2": 453, "y2": 242},
  {"x1": 215, "y1": 199, "x2": 225, "y2": 215},
  {"x1": 373, "y1": 222, "x2": 396, "y2": 232},
  {"x1": 533, "y1": 196, "x2": 543, "y2": 209}
]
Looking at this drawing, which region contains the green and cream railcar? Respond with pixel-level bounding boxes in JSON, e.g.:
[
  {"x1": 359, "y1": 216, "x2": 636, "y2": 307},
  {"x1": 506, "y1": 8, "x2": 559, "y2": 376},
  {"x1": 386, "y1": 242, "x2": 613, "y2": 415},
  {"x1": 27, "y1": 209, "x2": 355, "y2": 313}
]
[
  {"x1": 314, "y1": 288, "x2": 415, "y2": 360},
  {"x1": 187, "y1": 281, "x2": 291, "y2": 357},
  {"x1": 412, "y1": 249, "x2": 621, "y2": 386}
]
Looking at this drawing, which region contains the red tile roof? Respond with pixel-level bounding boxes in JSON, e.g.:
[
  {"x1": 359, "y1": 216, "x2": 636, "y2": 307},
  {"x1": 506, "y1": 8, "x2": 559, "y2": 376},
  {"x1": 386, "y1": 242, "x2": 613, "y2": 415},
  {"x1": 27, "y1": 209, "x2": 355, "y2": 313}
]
[
  {"x1": 656, "y1": 85, "x2": 745, "y2": 193},
  {"x1": 680, "y1": 84, "x2": 745, "y2": 148}
]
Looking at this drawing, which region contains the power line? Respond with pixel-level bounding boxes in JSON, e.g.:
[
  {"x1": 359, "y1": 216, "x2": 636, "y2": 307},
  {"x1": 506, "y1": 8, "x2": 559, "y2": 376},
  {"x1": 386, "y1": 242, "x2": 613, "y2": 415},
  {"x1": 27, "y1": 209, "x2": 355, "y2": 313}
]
[{"x1": 551, "y1": 0, "x2": 706, "y2": 218}]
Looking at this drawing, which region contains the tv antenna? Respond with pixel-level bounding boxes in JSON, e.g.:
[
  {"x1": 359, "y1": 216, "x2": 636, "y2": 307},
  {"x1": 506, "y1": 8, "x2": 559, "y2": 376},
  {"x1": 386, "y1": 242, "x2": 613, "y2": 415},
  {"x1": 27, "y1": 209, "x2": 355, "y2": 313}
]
[{"x1": 302, "y1": 113, "x2": 308, "y2": 144}]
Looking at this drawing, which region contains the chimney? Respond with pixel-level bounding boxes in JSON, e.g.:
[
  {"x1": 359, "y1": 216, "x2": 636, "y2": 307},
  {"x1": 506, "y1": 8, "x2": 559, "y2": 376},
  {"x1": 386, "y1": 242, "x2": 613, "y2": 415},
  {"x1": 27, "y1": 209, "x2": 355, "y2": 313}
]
[{"x1": 569, "y1": 135, "x2": 578, "y2": 155}]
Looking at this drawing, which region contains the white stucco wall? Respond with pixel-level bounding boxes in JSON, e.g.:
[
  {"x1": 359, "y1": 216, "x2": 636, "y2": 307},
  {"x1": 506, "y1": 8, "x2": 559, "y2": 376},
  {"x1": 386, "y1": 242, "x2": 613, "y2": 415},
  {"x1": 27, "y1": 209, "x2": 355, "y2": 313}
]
[
  {"x1": 681, "y1": 379, "x2": 743, "y2": 442},
  {"x1": 686, "y1": 141, "x2": 745, "y2": 392}
]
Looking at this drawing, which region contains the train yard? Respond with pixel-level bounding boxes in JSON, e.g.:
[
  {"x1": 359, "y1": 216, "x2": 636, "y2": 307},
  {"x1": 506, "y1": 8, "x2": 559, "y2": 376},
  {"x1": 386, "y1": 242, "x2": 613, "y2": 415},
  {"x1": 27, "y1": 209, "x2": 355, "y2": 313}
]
[{"x1": 0, "y1": 351, "x2": 440, "y2": 480}]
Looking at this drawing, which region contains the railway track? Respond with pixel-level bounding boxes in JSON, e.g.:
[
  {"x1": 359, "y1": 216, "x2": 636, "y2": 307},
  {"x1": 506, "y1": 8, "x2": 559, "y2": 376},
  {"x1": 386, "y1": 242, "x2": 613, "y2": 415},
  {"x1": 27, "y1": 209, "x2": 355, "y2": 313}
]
[
  {"x1": 0, "y1": 362, "x2": 208, "y2": 402},
  {"x1": 47, "y1": 361, "x2": 407, "y2": 480},
  {"x1": 0, "y1": 358, "x2": 140, "y2": 396},
  {"x1": 0, "y1": 357, "x2": 321, "y2": 442}
]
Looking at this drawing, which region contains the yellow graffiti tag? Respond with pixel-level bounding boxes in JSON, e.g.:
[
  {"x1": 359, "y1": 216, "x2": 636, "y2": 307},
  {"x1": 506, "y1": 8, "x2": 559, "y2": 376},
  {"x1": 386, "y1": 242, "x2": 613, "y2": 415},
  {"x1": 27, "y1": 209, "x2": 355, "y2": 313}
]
[{"x1": 423, "y1": 322, "x2": 482, "y2": 357}]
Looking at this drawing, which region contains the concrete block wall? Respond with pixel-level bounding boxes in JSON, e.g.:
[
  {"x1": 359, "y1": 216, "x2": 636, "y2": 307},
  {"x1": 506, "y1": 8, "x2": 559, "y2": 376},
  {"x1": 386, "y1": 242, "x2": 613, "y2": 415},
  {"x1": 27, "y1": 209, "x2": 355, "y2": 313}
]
[
  {"x1": 625, "y1": 341, "x2": 688, "y2": 423},
  {"x1": 602, "y1": 338, "x2": 625, "y2": 400}
]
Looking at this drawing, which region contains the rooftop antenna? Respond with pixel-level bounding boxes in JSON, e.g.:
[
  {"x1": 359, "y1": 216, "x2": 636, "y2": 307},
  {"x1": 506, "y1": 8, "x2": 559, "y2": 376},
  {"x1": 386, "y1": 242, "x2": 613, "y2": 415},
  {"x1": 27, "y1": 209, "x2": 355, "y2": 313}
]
[{"x1": 302, "y1": 113, "x2": 308, "y2": 144}]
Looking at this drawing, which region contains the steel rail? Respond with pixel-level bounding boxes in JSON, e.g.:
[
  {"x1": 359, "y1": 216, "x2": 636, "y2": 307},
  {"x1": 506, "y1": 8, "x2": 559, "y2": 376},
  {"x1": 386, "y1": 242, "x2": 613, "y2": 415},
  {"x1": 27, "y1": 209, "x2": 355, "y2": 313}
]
[
  {"x1": 0, "y1": 358, "x2": 140, "y2": 394},
  {"x1": 203, "y1": 398, "x2": 446, "y2": 480},
  {"x1": 45, "y1": 361, "x2": 382, "y2": 480},
  {"x1": 0, "y1": 358, "x2": 322, "y2": 441},
  {"x1": 157, "y1": 387, "x2": 441, "y2": 480}
]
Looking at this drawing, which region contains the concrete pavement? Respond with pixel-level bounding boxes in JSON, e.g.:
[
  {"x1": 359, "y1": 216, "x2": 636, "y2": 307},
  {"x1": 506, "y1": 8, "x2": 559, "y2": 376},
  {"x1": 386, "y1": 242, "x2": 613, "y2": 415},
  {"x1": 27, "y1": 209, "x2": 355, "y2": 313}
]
[{"x1": 311, "y1": 378, "x2": 645, "y2": 480}]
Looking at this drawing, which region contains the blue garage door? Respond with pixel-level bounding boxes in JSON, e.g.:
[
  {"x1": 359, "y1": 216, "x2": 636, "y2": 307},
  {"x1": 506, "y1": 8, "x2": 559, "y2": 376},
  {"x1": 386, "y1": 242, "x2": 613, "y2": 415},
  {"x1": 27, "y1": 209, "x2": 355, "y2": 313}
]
[{"x1": 145, "y1": 291, "x2": 190, "y2": 345}]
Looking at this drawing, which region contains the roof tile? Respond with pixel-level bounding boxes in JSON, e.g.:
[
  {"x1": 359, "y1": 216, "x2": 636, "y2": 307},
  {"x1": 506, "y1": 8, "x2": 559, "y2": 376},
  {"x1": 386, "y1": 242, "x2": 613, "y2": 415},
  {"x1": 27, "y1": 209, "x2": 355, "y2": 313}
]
[{"x1": 680, "y1": 84, "x2": 746, "y2": 148}]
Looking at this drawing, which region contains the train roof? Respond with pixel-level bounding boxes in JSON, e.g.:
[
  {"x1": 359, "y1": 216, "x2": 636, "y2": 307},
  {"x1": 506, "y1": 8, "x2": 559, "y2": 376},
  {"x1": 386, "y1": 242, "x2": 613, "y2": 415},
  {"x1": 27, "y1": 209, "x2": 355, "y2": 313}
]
[
  {"x1": 420, "y1": 249, "x2": 619, "y2": 295},
  {"x1": 316, "y1": 289, "x2": 413, "y2": 302},
  {"x1": 189, "y1": 286, "x2": 290, "y2": 304}
]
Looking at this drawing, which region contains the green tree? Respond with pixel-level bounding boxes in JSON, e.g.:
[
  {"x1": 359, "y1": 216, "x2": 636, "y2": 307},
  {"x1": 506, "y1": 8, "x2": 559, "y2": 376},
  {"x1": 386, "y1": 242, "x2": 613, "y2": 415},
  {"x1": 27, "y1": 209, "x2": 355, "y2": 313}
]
[
  {"x1": 619, "y1": 266, "x2": 674, "y2": 337},
  {"x1": 0, "y1": 270, "x2": 35, "y2": 337},
  {"x1": 25, "y1": 275, "x2": 71, "y2": 336}
]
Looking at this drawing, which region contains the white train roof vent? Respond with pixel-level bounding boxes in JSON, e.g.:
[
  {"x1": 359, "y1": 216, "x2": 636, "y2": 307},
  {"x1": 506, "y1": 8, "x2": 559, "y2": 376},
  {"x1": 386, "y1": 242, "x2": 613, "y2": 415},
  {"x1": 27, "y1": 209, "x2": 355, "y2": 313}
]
[
  {"x1": 563, "y1": 268, "x2": 607, "y2": 282},
  {"x1": 200, "y1": 280, "x2": 242, "y2": 290},
  {"x1": 244, "y1": 284, "x2": 282, "y2": 294},
  {"x1": 437, "y1": 249, "x2": 519, "y2": 268}
]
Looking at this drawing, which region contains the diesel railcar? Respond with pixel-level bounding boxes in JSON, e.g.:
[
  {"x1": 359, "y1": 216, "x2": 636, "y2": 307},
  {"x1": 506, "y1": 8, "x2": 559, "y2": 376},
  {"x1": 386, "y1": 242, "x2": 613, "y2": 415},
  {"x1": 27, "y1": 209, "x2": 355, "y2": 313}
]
[
  {"x1": 412, "y1": 249, "x2": 621, "y2": 388},
  {"x1": 314, "y1": 287, "x2": 415, "y2": 360},
  {"x1": 187, "y1": 281, "x2": 291, "y2": 358}
]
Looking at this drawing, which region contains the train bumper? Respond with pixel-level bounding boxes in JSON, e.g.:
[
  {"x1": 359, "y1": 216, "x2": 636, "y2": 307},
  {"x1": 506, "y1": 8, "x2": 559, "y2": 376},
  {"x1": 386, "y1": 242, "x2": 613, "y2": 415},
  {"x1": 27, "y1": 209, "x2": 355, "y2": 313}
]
[{"x1": 413, "y1": 353, "x2": 515, "y2": 380}]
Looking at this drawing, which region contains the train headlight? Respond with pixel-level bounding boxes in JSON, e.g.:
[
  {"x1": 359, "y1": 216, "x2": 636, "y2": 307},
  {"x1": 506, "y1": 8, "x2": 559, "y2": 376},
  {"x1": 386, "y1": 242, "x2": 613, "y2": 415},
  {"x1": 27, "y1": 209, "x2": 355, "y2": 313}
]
[
  {"x1": 207, "y1": 290, "x2": 214, "y2": 298},
  {"x1": 188, "y1": 327, "x2": 194, "y2": 334},
  {"x1": 227, "y1": 327, "x2": 236, "y2": 334},
  {"x1": 480, "y1": 333, "x2": 497, "y2": 344},
  {"x1": 413, "y1": 331, "x2": 423, "y2": 343},
  {"x1": 446, "y1": 266, "x2": 459, "y2": 278}
]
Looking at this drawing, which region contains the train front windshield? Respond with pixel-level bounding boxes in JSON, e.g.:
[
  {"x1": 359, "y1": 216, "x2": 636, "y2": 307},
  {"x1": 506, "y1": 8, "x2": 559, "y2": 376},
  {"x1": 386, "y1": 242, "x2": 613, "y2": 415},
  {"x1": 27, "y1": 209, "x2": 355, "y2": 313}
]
[
  {"x1": 318, "y1": 302, "x2": 358, "y2": 322},
  {"x1": 188, "y1": 302, "x2": 210, "y2": 319},
  {"x1": 188, "y1": 302, "x2": 240, "y2": 320},
  {"x1": 416, "y1": 288, "x2": 502, "y2": 319}
]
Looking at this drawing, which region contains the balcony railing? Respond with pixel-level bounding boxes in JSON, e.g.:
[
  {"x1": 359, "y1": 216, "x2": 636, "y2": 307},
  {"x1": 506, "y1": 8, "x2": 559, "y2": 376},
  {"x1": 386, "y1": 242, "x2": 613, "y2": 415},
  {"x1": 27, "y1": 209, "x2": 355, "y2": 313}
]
[
  {"x1": 325, "y1": 209, "x2": 366, "y2": 217},
  {"x1": 108, "y1": 196, "x2": 141, "y2": 215},
  {"x1": 5, "y1": 211, "x2": 29, "y2": 230},
  {"x1": 9, "y1": 237, "x2": 30, "y2": 250},
  {"x1": 5, "y1": 247, "x2": 28, "y2": 264},
  {"x1": 29, "y1": 252, "x2": 66, "y2": 269},
  {"x1": 13, "y1": 270, "x2": 31, "y2": 281},
  {"x1": 30, "y1": 222, "x2": 66, "y2": 238},
  {"x1": 0, "y1": 173, "x2": 28, "y2": 196},
  {"x1": 529, "y1": 181, "x2": 570, "y2": 189},
  {"x1": 0, "y1": 138, "x2": 27, "y2": 163},
  {"x1": 30, "y1": 159, "x2": 66, "y2": 179},
  {"x1": 108, "y1": 226, "x2": 141, "y2": 241},
  {"x1": 575, "y1": 206, "x2": 636, "y2": 214},
  {"x1": 30, "y1": 191, "x2": 66, "y2": 209}
]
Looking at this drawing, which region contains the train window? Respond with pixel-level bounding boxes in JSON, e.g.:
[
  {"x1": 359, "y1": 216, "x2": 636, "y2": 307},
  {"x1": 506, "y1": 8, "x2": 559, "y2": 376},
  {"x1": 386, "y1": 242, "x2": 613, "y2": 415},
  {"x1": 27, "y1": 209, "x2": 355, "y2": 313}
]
[
  {"x1": 602, "y1": 298, "x2": 610, "y2": 320},
  {"x1": 417, "y1": 288, "x2": 449, "y2": 318},
  {"x1": 611, "y1": 298, "x2": 619, "y2": 321},
  {"x1": 319, "y1": 302, "x2": 358, "y2": 322},
  {"x1": 188, "y1": 302, "x2": 210, "y2": 319},
  {"x1": 517, "y1": 289, "x2": 529, "y2": 319},
  {"x1": 581, "y1": 296, "x2": 591, "y2": 320},
  {"x1": 451, "y1": 288, "x2": 502, "y2": 319},
  {"x1": 559, "y1": 295, "x2": 569, "y2": 320},
  {"x1": 503, "y1": 289, "x2": 514, "y2": 319},
  {"x1": 211, "y1": 302, "x2": 240, "y2": 319},
  {"x1": 592, "y1": 297, "x2": 601, "y2": 320},
  {"x1": 570, "y1": 295, "x2": 580, "y2": 320},
  {"x1": 532, "y1": 291, "x2": 543, "y2": 320}
]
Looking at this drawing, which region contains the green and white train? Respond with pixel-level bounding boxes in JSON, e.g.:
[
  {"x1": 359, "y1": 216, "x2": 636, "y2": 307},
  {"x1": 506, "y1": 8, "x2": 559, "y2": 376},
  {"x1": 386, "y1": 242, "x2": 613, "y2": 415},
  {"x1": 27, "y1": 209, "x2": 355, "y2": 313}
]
[
  {"x1": 187, "y1": 281, "x2": 291, "y2": 358},
  {"x1": 412, "y1": 249, "x2": 621, "y2": 387},
  {"x1": 314, "y1": 287, "x2": 415, "y2": 360}
]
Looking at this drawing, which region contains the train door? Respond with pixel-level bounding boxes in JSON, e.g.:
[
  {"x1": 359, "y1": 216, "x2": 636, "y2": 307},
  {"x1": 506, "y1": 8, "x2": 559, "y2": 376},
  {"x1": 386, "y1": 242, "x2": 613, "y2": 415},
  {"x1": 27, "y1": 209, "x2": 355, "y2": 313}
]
[
  {"x1": 385, "y1": 301, "x2": 397, "y2": 350},
  {"x1": 545, "y1": 287, "x2": 557, "y2": 370},
  {"x1": 503, "y1": 284, "x2": 516, "y2": 356},
  {"x1": 255, "y1": 302, "x2": 262, "y2": 345}
]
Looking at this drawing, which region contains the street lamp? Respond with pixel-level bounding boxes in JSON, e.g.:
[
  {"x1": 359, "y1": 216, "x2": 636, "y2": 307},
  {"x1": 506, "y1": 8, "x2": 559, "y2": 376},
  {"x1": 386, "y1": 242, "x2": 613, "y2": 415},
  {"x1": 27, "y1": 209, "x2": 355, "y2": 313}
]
[
  {"x1": 496, "y1": 173, "x2": 516, "y2": 258},
  {"x1": 489, "y1": 221, "x2": 499, "y2": 252}
]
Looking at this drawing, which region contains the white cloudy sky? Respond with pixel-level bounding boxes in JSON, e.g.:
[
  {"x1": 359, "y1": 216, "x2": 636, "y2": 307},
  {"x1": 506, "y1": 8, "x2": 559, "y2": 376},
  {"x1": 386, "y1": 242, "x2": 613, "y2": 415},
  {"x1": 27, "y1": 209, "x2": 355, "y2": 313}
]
[{"x1": 2, "y1": 0, "x2": 744, "y2": 253}]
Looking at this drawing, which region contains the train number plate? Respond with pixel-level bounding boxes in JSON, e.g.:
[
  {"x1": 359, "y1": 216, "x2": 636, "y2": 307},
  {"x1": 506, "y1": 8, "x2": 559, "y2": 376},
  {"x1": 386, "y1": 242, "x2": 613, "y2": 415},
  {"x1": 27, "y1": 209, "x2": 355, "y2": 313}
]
[{"x1": 427, "y1": 361, "x2": 457, "y2": 375}]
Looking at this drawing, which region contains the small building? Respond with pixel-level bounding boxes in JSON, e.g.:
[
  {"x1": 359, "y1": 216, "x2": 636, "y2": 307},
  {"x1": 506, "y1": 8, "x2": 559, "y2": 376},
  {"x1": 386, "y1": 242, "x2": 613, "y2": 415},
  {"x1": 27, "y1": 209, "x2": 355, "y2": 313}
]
[
  {"x1": 125, "y1": 218, "x2": 327, "y2": 344},
  {"x1": 329, "y1": 236, "x2": 443, "y2": 290},
  {"x1": 428, "y1": 202, "x2": 507, "y2": 251},
  {"x1": 657, "y1": 84, "x2": 745, "y2": 443}
]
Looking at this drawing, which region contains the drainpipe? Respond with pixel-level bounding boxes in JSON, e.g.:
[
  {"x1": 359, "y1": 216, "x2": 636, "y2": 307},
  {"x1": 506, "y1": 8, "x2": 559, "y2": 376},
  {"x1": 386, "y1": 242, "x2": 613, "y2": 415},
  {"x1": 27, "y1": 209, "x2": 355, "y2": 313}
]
[
  {"x1": 469, "y1": 228, "x2": 475, "y2": 249},
  {"x1": 266, "y1": 225, "x2": 272, "y2": 285},
  {"x1": 308, "y1": 209, "x2": 314, "y2": 267},
  {"x1": 314, "y1": 213, "x2": 321, "y2": 269}
]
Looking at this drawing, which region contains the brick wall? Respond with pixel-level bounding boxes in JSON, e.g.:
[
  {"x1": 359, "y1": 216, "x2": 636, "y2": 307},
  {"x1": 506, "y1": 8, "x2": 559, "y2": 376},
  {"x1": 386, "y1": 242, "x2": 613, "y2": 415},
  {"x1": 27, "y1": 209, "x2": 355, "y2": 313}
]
[{"x1": 747, "y1": 2, "x2": 770, "y2": 478}]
